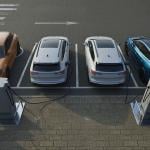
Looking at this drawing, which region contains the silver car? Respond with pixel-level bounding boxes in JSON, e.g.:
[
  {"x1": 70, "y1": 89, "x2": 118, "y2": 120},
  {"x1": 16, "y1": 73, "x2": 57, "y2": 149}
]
[
  {"x1": 30, "y1": 36, "x2": 70, "y2": 84},
  {"x1": 84, "y1": 36, "x2": 126, "y2": 85}
]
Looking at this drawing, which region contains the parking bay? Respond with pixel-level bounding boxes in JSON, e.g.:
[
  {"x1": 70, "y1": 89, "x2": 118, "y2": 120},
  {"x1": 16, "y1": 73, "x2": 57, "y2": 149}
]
[
  {"x1": 2, "y1": 0, "x2": 149, "y2": 95},
  {"x1": 9, "y1": 43, "x2": 141, "y2": 88}
]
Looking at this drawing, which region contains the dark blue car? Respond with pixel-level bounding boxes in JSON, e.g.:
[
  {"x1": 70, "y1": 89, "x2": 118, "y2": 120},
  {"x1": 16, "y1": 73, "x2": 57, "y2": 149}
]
[{"x1": 125, "y1": 37, "x2": 150, "y2": 83}]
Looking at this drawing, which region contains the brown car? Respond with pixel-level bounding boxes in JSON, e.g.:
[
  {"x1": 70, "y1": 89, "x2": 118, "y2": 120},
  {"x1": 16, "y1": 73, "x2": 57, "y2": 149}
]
[{"x1": 0, "y1": 32, "x2": 20, "y2": 77}]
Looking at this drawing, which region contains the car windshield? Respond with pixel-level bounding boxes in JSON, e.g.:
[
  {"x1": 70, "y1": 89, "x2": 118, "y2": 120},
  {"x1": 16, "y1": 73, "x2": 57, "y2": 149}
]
[
  {"x1": 96, "y1": 39, "x2": 115, "y2": 48},
  {"x1": 96, "y1": 63, "x2": 123, "y2": 72},
  {"x1": 0, "y1": 47, "x2": 5, "y2": 58},
  {"x1": 33, "y1": 63, "x2": 60, "y2": 72},
  {"x1": 41, "y1": 39, "x2": 59, "y2": 48}
]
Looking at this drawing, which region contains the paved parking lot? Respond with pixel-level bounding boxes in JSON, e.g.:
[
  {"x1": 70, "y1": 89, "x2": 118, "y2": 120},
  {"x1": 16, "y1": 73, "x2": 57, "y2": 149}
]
[
  {"x1": 0, "y1": 0, "x2": 150, "y2": 91},
  {"x1": 0, "y1": 0, "x2": 150, "y2": 149}
]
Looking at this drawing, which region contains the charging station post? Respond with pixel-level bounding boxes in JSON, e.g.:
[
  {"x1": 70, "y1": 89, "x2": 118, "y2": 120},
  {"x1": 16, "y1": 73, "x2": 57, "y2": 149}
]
[
  {"x1": 0, "y1": 78, "x2": 25, "y2": 125},
  {"x1": 131, "y1": 80, "x2": 150, "y2": 125}
]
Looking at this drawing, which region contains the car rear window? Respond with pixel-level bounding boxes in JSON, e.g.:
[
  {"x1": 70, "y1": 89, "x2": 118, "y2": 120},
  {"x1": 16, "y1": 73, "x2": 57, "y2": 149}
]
[
  {"x1": 0, "y1": 47, "x2": 5, "y2": 58},
  {"x1": 96, "y1": 63, "x2": 124, "y2": 72},
  {"x1": 33, "y1": 63, "x2": 60, "y2": 72},
  {"x1": 96, "y1": 39, "x2": 115, "y2": 48},
  {"x1": 40, "y1": 39, "x2": 59, "y2": 48}
]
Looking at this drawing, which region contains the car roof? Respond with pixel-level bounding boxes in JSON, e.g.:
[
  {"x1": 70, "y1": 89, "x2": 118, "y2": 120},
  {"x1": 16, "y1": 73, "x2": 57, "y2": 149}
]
[
  {"x1": 0, "y1": 32, "x2": 10, "y2": 46},
  {"x1": 34, "y1": 37, "x2": 66, "y2": 64},
  {"x1": 88, "y1": 36, "x2": 122, "y2": 64}
]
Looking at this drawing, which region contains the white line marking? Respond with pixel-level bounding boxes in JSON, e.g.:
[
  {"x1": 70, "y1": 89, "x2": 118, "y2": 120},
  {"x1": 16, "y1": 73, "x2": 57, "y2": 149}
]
[
  {"x1": 12, "y1": 86, "x2": 146, "y2": 89},
  {"x1": 75, "y1": 44, "x2": 79, "y2": 87},
  {"x1": 35, "y1": 21, "x2": 78, "y2": 25},
  {"x1": 0, "y1": 8, "x2": 17, "y2": 11},
  {"x1": 17, "y1": 43, "x2": 37, "y2": 87},
  {"x1": 0, "y1": 17, "x2": 6, "y2": 20},
  {"x1": 117, "y1": 45, "x2": 138, "y2": 87},
  {"x1": 0, "y1": 4, "x2": 19, "y2": 7}
]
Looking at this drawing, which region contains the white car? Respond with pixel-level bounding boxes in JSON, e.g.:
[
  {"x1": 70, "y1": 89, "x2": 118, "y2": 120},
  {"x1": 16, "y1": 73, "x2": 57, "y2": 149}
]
[
  {"x1": 84, "y1": 36, "x2": 126, "y2": 85},
  {"x1": 30, "y1": 36, "x2": 70, "y2": 84}
]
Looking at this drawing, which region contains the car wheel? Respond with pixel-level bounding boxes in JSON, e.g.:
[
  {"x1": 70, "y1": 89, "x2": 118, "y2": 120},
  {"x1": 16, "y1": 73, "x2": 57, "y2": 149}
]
[
  {"x1": 139, "y1": 68, "x2": 147, "y2": 84},
  {"x1": 125, "y1": 42, "x2": 129, "y2": 56}
]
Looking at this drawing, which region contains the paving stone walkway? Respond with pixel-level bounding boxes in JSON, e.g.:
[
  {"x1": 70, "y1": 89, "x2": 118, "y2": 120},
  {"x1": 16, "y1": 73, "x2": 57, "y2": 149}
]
[{"x1": 0, "y1": 96, "x2": 150, "y2": 150}]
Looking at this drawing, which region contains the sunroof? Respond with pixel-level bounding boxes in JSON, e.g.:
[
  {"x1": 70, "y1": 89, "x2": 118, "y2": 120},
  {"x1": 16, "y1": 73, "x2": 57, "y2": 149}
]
[
  {"x1": 96, "y1": 39, "x2": 115, "y2": 48},
  {"x1": 41, "y1": 39, "x2": 59, "y2": 48}
]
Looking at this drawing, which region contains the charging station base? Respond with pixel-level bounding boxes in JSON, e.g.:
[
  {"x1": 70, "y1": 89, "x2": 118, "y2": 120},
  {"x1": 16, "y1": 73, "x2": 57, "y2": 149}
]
[
  {"x1": 130, "y1": 101, "x2": 142, "y2": 125},
  {"x1": 15, "y1": 101, "x2": 25, "y2": 125}
]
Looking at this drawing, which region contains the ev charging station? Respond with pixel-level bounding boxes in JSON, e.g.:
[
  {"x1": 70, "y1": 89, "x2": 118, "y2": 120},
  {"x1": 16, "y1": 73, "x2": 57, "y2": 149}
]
[
  {"x1": 0, "y1": 78, "x2": 25, "y2": 125},
  {"x1": 131, "y1": 80, "x2": 150, "y2": 125}
]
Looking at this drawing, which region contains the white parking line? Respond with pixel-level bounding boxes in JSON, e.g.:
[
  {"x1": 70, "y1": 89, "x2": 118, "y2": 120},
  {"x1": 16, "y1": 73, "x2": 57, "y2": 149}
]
[
  {"x1": 75, "y1": 44, "x2": 79, "y2": 87},
  {"x1": 0, "y1": 17, "x2": 5, "y2": 20},
  {"x1": 117, "y1": 45, "x2": 138, "y2": 87},
  {"x1": 0, "y1": 8, "x2": 17, "y2": 11},
  {"x1": 0, "y1": 4, "x2": 19, "y2": 7},
  {"x1": 35, "y1": 21, "x2": 78, "y2": 25},
  {"x1": 17, "y1": 43, "x2": 37, "y2": 87}
]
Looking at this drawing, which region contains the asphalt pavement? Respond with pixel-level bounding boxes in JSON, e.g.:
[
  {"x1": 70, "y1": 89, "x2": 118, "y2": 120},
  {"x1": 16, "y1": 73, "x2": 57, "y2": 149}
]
[{"x1": 1, "y1": 0, "x2": 150, "y2": 93}]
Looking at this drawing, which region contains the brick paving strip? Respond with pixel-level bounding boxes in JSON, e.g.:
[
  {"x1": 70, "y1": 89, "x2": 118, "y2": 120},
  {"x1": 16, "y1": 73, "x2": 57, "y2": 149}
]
[{"x1": 0, "y1": 96, "x2": 150, "y2": 150}]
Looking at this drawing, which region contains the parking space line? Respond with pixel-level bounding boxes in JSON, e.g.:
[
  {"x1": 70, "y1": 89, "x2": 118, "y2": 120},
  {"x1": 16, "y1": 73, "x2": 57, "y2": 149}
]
[
  {"x1": 0, "y1": 4, "x2": 19, "y2": 7},
  {"x1": 0, "y1": 8, "x2": 17, "y2": 11},
  {"x1": 75, "y1": 43, "x2": 79, "y2": 87},
  {"x1": 17, "y1": 43, "x2": 37, "y2": 87},
  {"x1": 0, "y1": 17, "x2": 6, "y2": 20},
  {"x1": 35, "y1": 21, "x2": 78, "y2": 25},
  {"x1": 117, "y1": 45, "x2": 138, "y2": 87}
]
